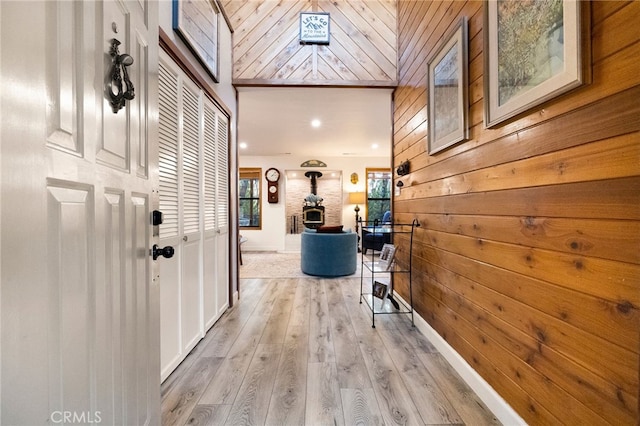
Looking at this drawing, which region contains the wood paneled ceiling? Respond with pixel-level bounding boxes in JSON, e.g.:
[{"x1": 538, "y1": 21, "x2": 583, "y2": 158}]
[{"x1": 222, "y1": 0, "x2": 397, "y2": 85}]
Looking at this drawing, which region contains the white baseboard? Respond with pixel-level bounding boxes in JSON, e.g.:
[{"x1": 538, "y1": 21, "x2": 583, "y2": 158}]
[{"x1": 395, "y1": 294, "x2": 527, "y2": 425}]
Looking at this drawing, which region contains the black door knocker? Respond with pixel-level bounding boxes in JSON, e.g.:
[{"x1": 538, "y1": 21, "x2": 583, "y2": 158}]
[{"x1": 107, "y1": 38, "x2": 135, "y2": 113}]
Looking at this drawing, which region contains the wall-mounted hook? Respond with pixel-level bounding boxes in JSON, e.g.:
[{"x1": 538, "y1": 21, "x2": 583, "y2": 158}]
[{"x1": 107, "y1": 38, "x2": 135, "y2": 113}]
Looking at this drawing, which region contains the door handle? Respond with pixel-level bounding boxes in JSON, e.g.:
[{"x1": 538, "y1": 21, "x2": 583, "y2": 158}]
[
  {"x1": 151, "y1": 244, "x2": 174, "y2": 260},
  {"x1": 183, "y1": 235, "x2": 188, "y2": 242}
]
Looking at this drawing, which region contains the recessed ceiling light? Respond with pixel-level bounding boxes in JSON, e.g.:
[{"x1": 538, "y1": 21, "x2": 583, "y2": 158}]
[
  {"x1": 239, "y1": 142, "x2": 247, "y2": 149},
  {"x1": 371, "y1": 143, "x2": 379, "y2": 149},
  {"x1": 311, "y1": 119, "x2": 321, "y2": 128}
]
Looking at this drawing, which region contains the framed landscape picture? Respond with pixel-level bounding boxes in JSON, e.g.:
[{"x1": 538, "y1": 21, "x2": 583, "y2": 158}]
[
  {"x1": 484, "y1": 0, "x2": 587, "y2": 127},
  {"x1": 379, "y1": 243, "x2": 396, "y2": 271},
  {"x1": 427, "y1": 17, "x2": 468, "y2": 154},
  {"x1": 173, "y1": 0, "x2": 220, "y2": 82}
]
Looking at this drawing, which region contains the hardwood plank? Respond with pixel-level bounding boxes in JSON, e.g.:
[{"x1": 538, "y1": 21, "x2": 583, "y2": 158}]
[
  {"x1": 183, "y1": 404, "x2": 232, "y2": 426},
  {"x1": 260, "y1": 278, "x2": 297, "y2": 345},
  {"x1": 197, "y1": 311, "x2": 271, "y2": 405},
  {"x1": 197, "y1": 278, "x2": 273, "y2": 358},
  {"x1": 308, "y1": 279, "x2": 336, "y2": 363},
  {"x1": 357, "y1": 330, "x2": 423, "y2": 425},
  {"x1": 325, "y1": 279, "x2": 373, "y2": 389},
  {"x1": 288, "y1": 278, "x2": 311, "y2": 327},
  {"x1": 376, "y1": 326, "x2": 464, "y2": 424},
  {"x1": 305, "y1": 362, "x2": 345, "y2": 426},
  {"x1": 419, "y1": 353, "x2": 501, "y2": 426},
  {"x1": 340, "y1": 388, "x2": 384, "y2": 426},
  {"x1": 225, "y1": 343, "x2": 282, "y2": 425},
  {"x1": 264, "y1": 325, "x2": 309, "y2": 426},
  {"x1": 161, "y1": 357, "x2": 224, "y2": 426},
  {"x1": 389, "y1": 315, "x2": 439, "y2": 353}
]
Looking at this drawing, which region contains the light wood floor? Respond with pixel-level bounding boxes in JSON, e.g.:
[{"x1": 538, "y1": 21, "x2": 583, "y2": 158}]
[{"x1": 161, "y1": 277, "x2": 500, "y2": 425}]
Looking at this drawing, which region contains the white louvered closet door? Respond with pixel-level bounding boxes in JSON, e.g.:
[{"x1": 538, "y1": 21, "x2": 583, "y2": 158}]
[
  {"x1": 158, "y1": 54, "x2": 205, "y2": 380},
  {"x1": 158, "y1": 51, "x2": 229, "y2": 381}
]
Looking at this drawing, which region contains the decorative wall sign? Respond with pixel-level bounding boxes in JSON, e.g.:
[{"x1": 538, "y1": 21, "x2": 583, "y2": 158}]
[
  {"x1": 300, "y1": 159, "x2": 327, "y2": 167},
  {"x1": 427, "y1": 17, "x2": 468, "y2": 154},
  {"x1": 173, "y1": 0, "x2": 219, "y2": 82},
  {"x1": 299, "y1": 12, "x2": 330, "y2": 45},
  {"x1": 484, "y1": 0, "x2": 587, "y2": 127}
]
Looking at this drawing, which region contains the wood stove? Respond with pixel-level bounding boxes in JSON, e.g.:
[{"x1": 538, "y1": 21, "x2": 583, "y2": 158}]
[
  {"x1": 302, "y1": 206, "x2": 325, "y2": 228},
  {"x1": 302, "y1": 171, "x2": 325, "y2": 229}
]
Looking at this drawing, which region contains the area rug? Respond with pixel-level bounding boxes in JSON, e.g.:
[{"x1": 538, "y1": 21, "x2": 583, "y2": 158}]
[{"x1": 240, "y1": 251, "x2": 372, "y2": 279}]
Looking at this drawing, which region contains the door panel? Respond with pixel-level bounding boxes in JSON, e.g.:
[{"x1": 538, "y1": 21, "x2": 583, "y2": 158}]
[
  {"x1": 46, "y1": 181, "x2": 93, "y2": 418},
  {"x1": 182, "y1": 237, "x2": 202, "y2": 351},
  {"x1": 180, "y1": 79, "x2": 203, "y2": 352},
  {"x1": 0, "y1": 1, "x2": 159, "y2": 424},
  {"x1": 203, "y1": 100, "x2": 218, "y2": 329},
  {"x1": 215, "y1": 113, "x2": 230, "y2": 316}
]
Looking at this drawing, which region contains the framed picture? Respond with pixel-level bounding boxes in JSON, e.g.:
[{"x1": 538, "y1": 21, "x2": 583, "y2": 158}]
[
  {"x1": 173, "y1": 0, "x2": 220, "y2": 82},
  {"x1": 372, "y1": 280, "x2": 388, "y2": 300},
  {"x1": 484, "y1": 0, "x2": 587, "y2": 128},
  {"x1": 379, "y1": 243, "x2": 396, "y2": 271},
  {"x1": 427, "y1": 17, "x2": 468, "y2": 154},
  {"x1": 299, "y1": 12, "x2": 330, "y2": 45}
]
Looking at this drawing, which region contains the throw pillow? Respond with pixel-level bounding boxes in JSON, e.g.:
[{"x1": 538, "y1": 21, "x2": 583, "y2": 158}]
[{"x1": 317, "y1": 225, "x2": 343, "y2": 233}]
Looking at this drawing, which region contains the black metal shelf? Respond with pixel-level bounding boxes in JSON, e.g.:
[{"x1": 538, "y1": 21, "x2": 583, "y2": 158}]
[{"x1": 358, "y1": 219, "x2": 419, "y2": 328}]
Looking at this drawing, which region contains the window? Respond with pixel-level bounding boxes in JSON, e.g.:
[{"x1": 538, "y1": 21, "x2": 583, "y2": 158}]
[
  {"x1": 366, "y1": 168, "x2": 391, "y2": 222},
  {"x1": 239, "y1": 168, "x2": 261, "y2": 228}
]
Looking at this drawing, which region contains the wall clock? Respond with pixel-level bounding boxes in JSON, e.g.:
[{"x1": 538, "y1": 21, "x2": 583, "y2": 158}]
[{"x1": 265, "y1": 167, "x2": 280, "y2": 203}]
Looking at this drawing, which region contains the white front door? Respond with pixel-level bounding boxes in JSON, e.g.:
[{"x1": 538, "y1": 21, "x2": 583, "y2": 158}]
[{"x1": 1, "y1": 1, "x2": 160, "y2": 424}]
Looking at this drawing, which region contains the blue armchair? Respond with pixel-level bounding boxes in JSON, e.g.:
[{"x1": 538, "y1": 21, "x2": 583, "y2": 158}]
[
  {"x1": 362, "y1": 211, "x2": 392, "y2": 254},
  {"x1": 301, "y1": 228, "x2": 357, "y2": 277}
]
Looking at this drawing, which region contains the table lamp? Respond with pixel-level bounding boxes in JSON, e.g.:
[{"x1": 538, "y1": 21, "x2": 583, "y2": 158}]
[{"x1": 349, "y1": 191, "x2": 366, "y2": 234}]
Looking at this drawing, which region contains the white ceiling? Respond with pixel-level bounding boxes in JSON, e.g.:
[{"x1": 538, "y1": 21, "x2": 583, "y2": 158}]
[{"x1": 236, "y1": 87, "x2": 394, "y2": 158}]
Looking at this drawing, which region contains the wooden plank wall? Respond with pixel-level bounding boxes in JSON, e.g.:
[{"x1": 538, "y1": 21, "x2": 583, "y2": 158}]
[
  {"x1": 393, "y1": 1, "x2": 639, "y2": 424},
  {"x1": 220, "y1": 0, "x2": 397, "y2": 86}
]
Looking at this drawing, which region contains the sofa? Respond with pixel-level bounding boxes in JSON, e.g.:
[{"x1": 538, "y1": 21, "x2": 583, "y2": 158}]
[{"x1": 301, "y1": 226, "x2": 357, "y2": 277}]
